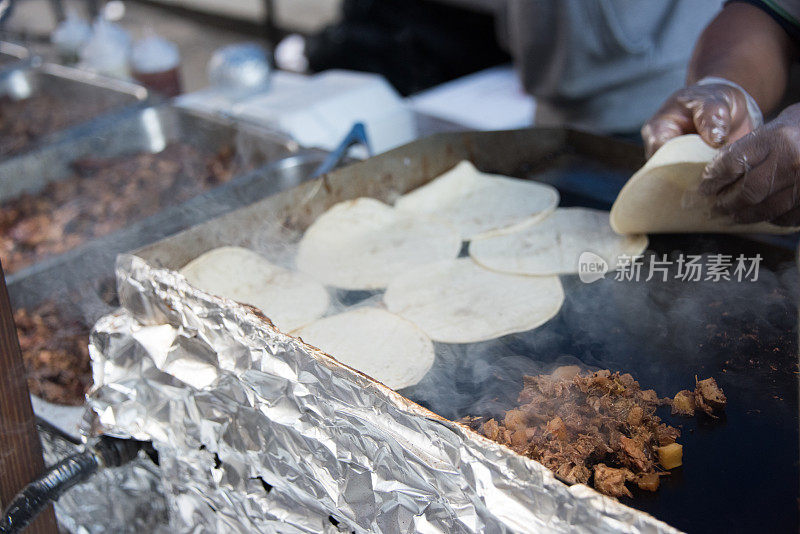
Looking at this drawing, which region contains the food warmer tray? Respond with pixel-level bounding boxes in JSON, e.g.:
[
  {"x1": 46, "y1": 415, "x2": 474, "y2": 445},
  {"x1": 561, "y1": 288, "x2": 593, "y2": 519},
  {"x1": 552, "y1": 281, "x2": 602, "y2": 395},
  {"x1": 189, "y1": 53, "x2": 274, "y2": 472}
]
[
  {"x1": 7, "y1": 147, "x2": 332, "y2": 439},
  {"x1": 0, "y1": 62, "x2": 149, "y2": 160},
  {"x1": 0, "y1": 41, "x2": 34, "y2": 75},
  {"x1": 1, "y1": 104, "x2": 302, "y2": 280}
]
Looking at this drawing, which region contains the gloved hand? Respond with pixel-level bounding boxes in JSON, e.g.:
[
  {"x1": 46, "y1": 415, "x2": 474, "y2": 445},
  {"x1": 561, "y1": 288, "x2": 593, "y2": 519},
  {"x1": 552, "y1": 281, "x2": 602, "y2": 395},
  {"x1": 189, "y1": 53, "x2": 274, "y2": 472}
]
[
  {"x1": 699, "y1": 103, "x2": 800, "y2": 227},
  {"x1": 641, "y1": 79, "x2": 761, "y2": 158}
]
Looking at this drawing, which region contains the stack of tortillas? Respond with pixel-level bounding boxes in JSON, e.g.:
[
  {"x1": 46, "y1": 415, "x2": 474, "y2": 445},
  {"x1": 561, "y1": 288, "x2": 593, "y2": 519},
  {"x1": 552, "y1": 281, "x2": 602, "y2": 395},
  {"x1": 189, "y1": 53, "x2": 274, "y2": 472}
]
[
  {"x1": 175, "y1": 141, "x2": 800, "y2": 392},
  {"x1": 292, "y1": 162, "x2": 647, "y2": 347},
  {"x1": 177, "y1": 160, "x2": 650, "y2": 390},
  {"x1": 610, "y1": 134, "x2": 800, "y2": 234}
]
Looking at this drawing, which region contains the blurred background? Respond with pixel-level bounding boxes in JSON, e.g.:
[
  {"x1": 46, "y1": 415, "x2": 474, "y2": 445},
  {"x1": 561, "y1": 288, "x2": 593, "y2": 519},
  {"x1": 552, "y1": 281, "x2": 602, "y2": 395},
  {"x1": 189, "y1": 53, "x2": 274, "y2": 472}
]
[{"x1": 1, "y1": 0, "x2": 507, "y2": 95}]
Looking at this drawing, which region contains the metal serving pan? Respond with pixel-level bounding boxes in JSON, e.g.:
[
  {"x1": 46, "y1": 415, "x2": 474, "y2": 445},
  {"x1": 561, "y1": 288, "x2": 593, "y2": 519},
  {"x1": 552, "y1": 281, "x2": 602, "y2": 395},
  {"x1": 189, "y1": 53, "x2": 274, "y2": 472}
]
[
  {"x1": 0, "y1": 41, "x2": 34, "y2": 74},
  {"x1": 131, "y1": 128, "x2": 799, "y2": 534},
  {"x1": 0, "y1": 62, "x2": 149, "y2": 159},
  {"x1": 7, "y1": 150, "x2": 330, "y2": 437},
  {"x1": 1, "y1": 104, "x2": 301, "y2": 278}
]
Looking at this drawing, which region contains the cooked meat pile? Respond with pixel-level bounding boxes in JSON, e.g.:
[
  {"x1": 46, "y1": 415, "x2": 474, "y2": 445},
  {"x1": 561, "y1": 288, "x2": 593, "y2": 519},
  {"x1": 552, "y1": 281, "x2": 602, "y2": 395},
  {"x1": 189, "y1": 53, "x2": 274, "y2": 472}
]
[
  {"x1": 0, "y1": 93, "x2": 121, "y2": 157},
  {"x1": 461, "y1": 367, "x2": 726, "y2": 498},
  {"x1": 0, "y1": 143, "x2": 239, "y2": 273},
  {"x1": 14, "y1": 302, "x2": 91, "y2": 406}
]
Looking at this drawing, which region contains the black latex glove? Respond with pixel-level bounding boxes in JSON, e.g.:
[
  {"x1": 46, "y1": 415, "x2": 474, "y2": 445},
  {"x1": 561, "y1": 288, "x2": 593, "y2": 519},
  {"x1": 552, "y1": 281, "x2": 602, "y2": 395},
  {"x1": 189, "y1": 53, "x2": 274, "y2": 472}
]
[{"x1": 699, "y1": 103, "x2": 800, "y2": 227}]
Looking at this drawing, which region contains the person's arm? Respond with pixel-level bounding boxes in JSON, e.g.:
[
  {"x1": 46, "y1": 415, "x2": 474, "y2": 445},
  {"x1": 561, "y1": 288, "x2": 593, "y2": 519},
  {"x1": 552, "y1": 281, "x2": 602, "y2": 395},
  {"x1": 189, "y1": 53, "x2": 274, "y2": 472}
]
[
  {"x1": 687, "y1": 2, "x2": 795, "y2": 115},
  {"x1": 643, "y1": 1, "x2": 800, "y2": 227},
  {"x1": 641, "y1": 2, "x2": 798, "y2": 157}
]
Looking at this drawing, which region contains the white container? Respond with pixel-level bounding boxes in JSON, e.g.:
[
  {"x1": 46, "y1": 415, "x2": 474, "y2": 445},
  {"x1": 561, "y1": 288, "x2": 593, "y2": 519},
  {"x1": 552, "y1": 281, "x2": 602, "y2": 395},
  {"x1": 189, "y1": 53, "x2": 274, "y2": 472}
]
[
  {"x1": 234, "y1": 70, "x2": 417, "y2": 154},
  {"x1": 175, "y1": 70, "x2": 309, "y2": 116}
]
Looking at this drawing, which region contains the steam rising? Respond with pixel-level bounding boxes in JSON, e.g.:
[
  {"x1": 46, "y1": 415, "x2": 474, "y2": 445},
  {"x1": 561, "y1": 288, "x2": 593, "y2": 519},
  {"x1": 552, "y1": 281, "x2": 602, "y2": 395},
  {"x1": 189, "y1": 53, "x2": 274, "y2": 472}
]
[
  {"x1": 9, "y1": 119, "x2": 795, "y2": 430},
  {"x1": 189, "y1": 216, "x2": 800, "y2": 424}
]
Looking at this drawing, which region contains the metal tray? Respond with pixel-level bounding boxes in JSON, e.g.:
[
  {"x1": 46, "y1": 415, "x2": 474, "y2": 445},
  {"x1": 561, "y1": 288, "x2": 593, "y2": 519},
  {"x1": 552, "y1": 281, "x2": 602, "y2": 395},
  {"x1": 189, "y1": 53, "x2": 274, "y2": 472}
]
[
  {"x1": 7, "y1": 150, "x2": 330, "y2": 437},
  {"x1": 131, "y1": 128, "x2": 799, "y2": 534},
  {"x1": 0, "y1": 62, "x2": 149, "y2": 160},
  {"x1": 0, "y1": 41, "x2": 34, "y2": 74},
  {"x1": 1, "y1": 104, "x2": 301, "y2": 276}
]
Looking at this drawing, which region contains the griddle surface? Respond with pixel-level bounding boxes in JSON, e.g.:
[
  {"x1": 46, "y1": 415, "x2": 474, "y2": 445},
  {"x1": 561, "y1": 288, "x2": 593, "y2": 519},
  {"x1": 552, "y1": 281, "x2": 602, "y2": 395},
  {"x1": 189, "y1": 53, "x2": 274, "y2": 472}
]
[{"x1": 402, "y1": 157, "x2": 799, "y2": 533}]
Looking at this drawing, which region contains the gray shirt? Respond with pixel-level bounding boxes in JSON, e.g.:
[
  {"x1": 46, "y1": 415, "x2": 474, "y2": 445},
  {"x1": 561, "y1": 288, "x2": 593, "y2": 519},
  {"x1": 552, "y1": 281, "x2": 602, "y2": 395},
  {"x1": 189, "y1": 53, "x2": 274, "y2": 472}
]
[{"x1": 495, "y1": 1, "x2": 722, "y2": 133}]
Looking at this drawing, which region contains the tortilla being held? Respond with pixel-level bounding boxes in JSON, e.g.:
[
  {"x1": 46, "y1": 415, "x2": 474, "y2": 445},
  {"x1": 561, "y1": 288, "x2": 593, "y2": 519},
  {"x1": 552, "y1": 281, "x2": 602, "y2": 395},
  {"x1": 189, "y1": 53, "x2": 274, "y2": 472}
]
[{"x1": 610, "y1": 134, "x2": 800, "y2": 235}]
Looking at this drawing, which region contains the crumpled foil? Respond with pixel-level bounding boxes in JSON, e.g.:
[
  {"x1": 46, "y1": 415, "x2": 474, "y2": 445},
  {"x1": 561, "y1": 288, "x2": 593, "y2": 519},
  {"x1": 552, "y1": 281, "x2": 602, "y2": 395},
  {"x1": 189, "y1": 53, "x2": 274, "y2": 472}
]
[
  {"x1": 85, "y1": 254, "x2": 681, "y2": 534},
  {"x1": 38, "y1": 424, "x2": 170, "y2": 533}
]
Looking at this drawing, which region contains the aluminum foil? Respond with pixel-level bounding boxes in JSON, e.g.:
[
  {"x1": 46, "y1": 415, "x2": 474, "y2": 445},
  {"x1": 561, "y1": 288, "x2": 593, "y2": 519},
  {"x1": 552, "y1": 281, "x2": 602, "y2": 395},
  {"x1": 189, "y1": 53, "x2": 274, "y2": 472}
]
[
  {"x1": 85, "y1": 254, "x2": 681, "y2": 534},
  {"x1": 38, "y1": 424, "x2": 170, "y2": 533}
]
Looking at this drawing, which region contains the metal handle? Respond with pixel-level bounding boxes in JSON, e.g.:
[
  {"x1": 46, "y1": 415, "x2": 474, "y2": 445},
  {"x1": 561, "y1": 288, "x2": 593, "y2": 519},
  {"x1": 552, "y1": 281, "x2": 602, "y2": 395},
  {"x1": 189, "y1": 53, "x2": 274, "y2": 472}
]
[{"x1": 312, "y1": 122, "x2": 372, "y2": 178}]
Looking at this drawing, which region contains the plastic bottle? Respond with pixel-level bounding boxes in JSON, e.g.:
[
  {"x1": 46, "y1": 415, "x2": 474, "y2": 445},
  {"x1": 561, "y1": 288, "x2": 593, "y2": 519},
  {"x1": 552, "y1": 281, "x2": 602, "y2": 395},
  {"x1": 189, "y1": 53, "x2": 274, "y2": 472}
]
[
  {"x1": 131, "y1": 34, "x2": 182, "y2": 97},
  {"x1": 78, "y1": 18, "x2": 132, "y2": 79},
  {"x1": 51, "y1": 10, "x2": 92, "y2": 64}
]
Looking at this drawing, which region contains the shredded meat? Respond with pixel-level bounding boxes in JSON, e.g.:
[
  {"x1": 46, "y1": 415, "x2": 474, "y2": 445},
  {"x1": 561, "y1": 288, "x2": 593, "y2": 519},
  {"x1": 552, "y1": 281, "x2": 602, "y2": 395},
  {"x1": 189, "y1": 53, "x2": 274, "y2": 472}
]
[
  {"x1": 0, "y1": 143, "x2": 240, "y2": 274},
  {"x1": 0, "y1": 93, "x2": 121, "y2": 157},
  {"x1": 593, "y1": 464, "x2": 634, "y2": 498},
  {"x1": 694, "y1": 377, "x2": 727, "y2": 417},
  {"x1": 671, "y1": 390, "x2": 696, "y2": 416},
  {"x1": 14, "y1": 302, "x2": 91, "y2": 406},
  {"x1": 462, "y1": 368, "x2": 726, "y2": 498}
]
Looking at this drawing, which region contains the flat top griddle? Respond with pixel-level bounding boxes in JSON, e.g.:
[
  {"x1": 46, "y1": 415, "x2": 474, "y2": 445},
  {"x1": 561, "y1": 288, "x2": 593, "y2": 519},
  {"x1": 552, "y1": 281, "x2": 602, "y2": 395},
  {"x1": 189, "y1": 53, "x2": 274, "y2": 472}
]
[
  {"x1": 398, "y1": 153, "x2": 799, "y2": 534},
  {"x1": 130, "y1": 129, "x2": 799, "y2": 533}
]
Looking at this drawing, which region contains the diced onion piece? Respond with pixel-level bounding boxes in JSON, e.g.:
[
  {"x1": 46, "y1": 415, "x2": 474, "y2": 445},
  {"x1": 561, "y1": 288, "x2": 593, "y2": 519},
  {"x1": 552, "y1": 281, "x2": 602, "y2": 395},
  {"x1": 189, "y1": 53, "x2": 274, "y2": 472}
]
[
  {"x1": 657, "y1": 443, "x2": 683, "y2": 470},
  {"x1": 671, "y1": 390, "x2": 695, "y2": 416}
]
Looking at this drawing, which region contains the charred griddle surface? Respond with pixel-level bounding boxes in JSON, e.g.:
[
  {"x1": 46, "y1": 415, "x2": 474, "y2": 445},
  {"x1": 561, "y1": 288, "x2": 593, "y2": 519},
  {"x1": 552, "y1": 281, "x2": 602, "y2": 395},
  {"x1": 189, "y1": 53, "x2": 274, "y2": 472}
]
[
  {"x1": 0, "y1": 143, "x2": 240, "y2": 274},
  {"x1": 401, "y1": 158, "x2": 798, "y2": 533},
  {"x1": 118, "y1": 131, "x2": 796, "y2": 532}
]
